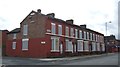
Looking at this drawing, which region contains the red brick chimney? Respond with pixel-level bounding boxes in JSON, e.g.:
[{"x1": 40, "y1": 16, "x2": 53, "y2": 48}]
[{"x1": 66, "y1": 19, "x2": 74, "y2": 24}]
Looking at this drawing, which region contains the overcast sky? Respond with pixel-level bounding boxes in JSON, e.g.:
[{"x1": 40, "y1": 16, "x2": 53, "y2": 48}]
[{"x1": 0, "y1": 0, "x2": 119, "y2": 39}]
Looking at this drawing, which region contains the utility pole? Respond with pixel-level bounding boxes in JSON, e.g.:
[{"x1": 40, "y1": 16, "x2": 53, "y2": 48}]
[{"x1": 105, "y1": 21, "x2": 111, "y2": 36}]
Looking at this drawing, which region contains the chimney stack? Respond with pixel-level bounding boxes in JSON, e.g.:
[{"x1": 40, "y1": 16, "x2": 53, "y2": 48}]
[
  {"x1": 80, "y1": 24, "x2": 86, "y2": 28},
  {"x1": 66, "y1": 19, "x2": 74, "y2": 24},
  {"x1": 47, "y1": 13, "x2": 55, "y2": 18}
]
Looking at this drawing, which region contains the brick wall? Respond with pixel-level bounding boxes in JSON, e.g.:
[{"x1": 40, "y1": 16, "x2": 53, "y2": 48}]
[{"x1": 0, "y1": 31, "x2": 1, "y2": 56}]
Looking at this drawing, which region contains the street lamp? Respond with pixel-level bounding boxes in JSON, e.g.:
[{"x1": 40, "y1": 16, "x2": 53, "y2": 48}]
[
  {"x1": 105, "y1": 21, "x2": 111, "y2": 53},
  {"x1": 105, "y1": 21, "x2": 111, "y2": 36}
]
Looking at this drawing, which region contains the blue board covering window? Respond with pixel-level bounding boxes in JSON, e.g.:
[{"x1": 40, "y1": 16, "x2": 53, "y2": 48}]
[
  {"x1": 75, "y1": 29, "x2": 78, "y2": 38},
  {"x1": 51, "y1": 23, "x2": 56, "y2": 34},
  {"x1": 66, "y1": 26, "x2": 69, "y2": 36},
  {"x1": 13, "y1": 34, "x2": 16, "y2": 39},
  {"x1": 23, "y1": 25, "x2": 28, "y2": 35},
  {"x1": 58, "y1": 25, "x2": 62, "y2": 35},
  {"x1": 79, "y1": 30, "x2": 82, "y2": 39},
  {"x1": 84, "y1": 31, "x2": 86, "y2": 40},
  {"x1": 70, "y1": 28, "x2": 74, "y2": 37}
]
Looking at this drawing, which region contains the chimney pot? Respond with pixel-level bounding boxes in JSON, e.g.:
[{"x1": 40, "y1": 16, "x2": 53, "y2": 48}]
[{"x1": 37, "y1": 9, "x2": 41, "y2": 14}]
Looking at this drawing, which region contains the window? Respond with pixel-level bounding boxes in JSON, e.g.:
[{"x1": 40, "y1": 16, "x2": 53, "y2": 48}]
[
  {"x1": 92, "y1": 42, "x2": 96, "y2": 51},
  {"x1": 29, "y1": 16, "x2": 35, "y2": 23},
  {"x1": 93, "y1": 34, "x2": 95, "y2": 41},
  {"x1": 51, "y1": 23, "x2": 56, "y2": 34},
  {"x1": 96, "y1": 35, "x2": 98, "y2": 42},
  {"x1": 66, "y1": 39, "x2": 69, "y2": 50},
  {"x1": 77, "y1": 40, "x2": 83, "y2": 51},
  {"x1": 13, "y1": 34, "x2": 16, "y2": 39},
  {"x1": 79, "y1": 30, "x2": 82, "y2": 39},
  {"x1": 84, "y1": 31, "x2": 86, "y2": 40},
  {"x1": 98, "y1": 35, "x2": 100, "y2": 42},
  {"x1": 99, "y1": 36, "x2": 101, "y2": 42},
  {"x1": 58, "y1": 25, "x2": 62, "y2": 35},
  {"x1": 75, "y1": 29, "x2": 78, "y2": 38},
  {"x1": 74, "y1": 44, "x2": 76, "y2": 52},
  {"x1": 84, "y1": 41, "x2": 89, "y2": 51},
  {"x1": 51, "y1": 37, "x2": 59, "y2": 51},
  {"x1": 66, "y1": 39, "x2": 73, "y2": 52},
  {"x1": 90, "y1": 33, "x2": 92, "y2": 41},
  {"x1": 93, "y1": 34, "x2": 94, "y2": 41},
  {"x1": 23, "y1": 25, "x2": 28, "y2": 35},
  {"x1": 97, "y1": 43, "x2": 100, "y2": 51},
  {"x1": 22, "y1": 39, "x2": 29, "y2": 50},
  {"x1": 65, "y1": 26, "x2": 69, "y2": 36},
  {"x1": 70, "y1": 28, "x2": 74, "y2": 37},
  {"x1": 101, "y1": 44, "x2": 105, "y2": 51},
  {"x1": 101, "y1": 36, "x2": 103, "y2": 42},
  {"x1": 12, "y1": 42, "x2": 16, "y2": 49},
  {"x1": 87, "y1": 32, "x2": 89, "y2": 40}
]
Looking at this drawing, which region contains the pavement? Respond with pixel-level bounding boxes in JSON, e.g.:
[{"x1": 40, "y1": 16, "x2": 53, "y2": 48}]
[
  {"x1": 1, "y1": 53, "x2": 118, "y2": 66},
  {"x1": 29, "y1": 53, "x2": 117, "y2": 62}
]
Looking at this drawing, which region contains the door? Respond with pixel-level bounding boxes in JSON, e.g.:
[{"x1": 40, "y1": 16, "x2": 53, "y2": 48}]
[
  {"x1": 69, "y1": 42, "x2": 73, "y2": 53},
  {"x1": 60, "y1": 43, "x2": 63, "y2": 54}
]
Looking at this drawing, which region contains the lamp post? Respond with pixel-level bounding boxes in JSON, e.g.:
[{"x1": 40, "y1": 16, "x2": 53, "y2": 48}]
[
  {"x1": 105, "y1": 21, "x2": 111, "y2": 53},
  {"x1": 105, "y1": 21, "x2": 111, "y2": 36}
]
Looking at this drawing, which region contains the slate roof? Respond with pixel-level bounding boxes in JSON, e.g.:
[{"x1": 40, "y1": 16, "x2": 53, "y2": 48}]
[
  {"x1": 8, "y1": 28, "x2": 20, "y2": 34},
  {"x1": 20, "y1": 9, "x2": 104, "y2": 36},
  {"x1": 104, "y1": 35, "x2": 116, "y2": 40}
]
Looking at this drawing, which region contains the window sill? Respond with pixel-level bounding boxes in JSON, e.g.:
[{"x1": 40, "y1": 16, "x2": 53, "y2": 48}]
[
  {"x1": 65, "y1": 50, "x2": 73, "y2": 52},
  {"x1": 51, "y1": 34, "x2": 57, "y2": 35},
  {"x1": 65, "y1": 36, "x2": 69, "y2": 38},
  {"x1": 30, "y1": 21, "x2": 35, "y2": 23},
  {"x1": 51, "y1": 50, "x2": 59, "y2": 52},
  {"x1": 58, "y1": 35, "x2": 64, "y2": 37},
  {"x1": 92, "y1": 50, "x2": 97, "y2": 51},
  {"x1": 46, "y1": 33, "x2": 57, "y2": 36},
  {"x1": 22, "y1": 49, "x2": 28, "y2": 51},
  {"x1": 70, "y1": 36, "x2": 74, "y2": 38},
  {"x1": 77, "y1": 50, "x2": 84, "y2": 52},
  {"x1": 23, "y1": 34, "x2": 28, "y2": 36},
  {"x1": 84, "y1": 50, "x2": 89, "y2": 51}
]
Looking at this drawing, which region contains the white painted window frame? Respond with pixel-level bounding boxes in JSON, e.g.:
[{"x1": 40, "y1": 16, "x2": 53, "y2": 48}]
[
  {"x1": 70, "y1": 28, "x2": 74, "y2": 37},
  {"x1": 77, "y1": 40, "x2": 83, "y2": 51},
  {"x1": 84, "y1": 41, "x2": 89, "y2": 51},
  {"x1": 58, "y1": 25, "x2": 62, "y2": 35},
  {"x1": 65, "y1": 26, "x2": 69, "y2": 37},
  {"x1": 51, "y1": 23, "x2": 56, "y2": 35},
  {"x1": 75, "y1": 29, "x2": 78, "y2": 38},
  {"x1": 13, "y1": 34, "x2": 16, "y2": 39},
  {"x1": 22, "y1": 38, "x2": 29, "y2": 51},
  {"x1": 12, "y1": 42, "x2": 16, "y2": 50},
  {"x1": 23, "y1": 25, "x2": 28, "y2": 35},
  {"x1": 51, "y1": 37, "x2": 60, "y2": 52},
  {"x1": 79, "y1": 30, "x2": 82, "y2": 39},
  {"x1": 65, "y1": 39, "x2": 73, "y2": 52}
]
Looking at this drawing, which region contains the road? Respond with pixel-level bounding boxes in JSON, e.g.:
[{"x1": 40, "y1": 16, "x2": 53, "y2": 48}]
[
  {"x1": 64, "y1": 53, "x2": 118, "y2": 65},
  {"x1": 2, "y1": 53, "x2": 119, "y2": 67}
]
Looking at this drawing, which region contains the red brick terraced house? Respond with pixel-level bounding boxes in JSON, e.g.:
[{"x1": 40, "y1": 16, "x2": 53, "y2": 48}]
[
  {"x1": 0, "y1": 30, "x2": 9, "y2": 56},
  {"x1": 6, "y1": 9, "x2": 105, "y2": 58},
  {"x1": 105, "y1": 35, "x2": 120, "y2": 53}
]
